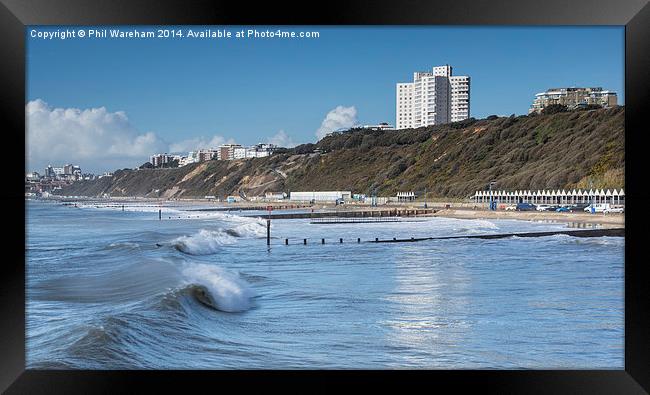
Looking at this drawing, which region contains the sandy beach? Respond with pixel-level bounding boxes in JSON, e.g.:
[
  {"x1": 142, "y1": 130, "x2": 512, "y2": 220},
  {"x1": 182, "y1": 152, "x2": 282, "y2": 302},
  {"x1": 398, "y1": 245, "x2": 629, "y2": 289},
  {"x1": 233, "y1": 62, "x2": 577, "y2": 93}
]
[{"x1": 428, "y1": 208, "x2": 624, "y2": 228}]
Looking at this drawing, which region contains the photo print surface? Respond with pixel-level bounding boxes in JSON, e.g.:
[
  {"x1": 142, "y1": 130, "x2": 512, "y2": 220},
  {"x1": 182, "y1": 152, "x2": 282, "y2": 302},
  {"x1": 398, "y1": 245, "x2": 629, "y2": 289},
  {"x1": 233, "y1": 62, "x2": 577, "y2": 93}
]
[{"x1": 25, "y1": 26, "x2": 624, "y2": 369}]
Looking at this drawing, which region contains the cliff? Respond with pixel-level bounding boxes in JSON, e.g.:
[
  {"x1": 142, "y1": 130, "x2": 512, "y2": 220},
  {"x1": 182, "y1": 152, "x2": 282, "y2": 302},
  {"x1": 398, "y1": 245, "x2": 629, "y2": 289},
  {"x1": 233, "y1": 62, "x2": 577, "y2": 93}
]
[{"x1": 59, "y1": 106, "x2": 624, "y2": 199}]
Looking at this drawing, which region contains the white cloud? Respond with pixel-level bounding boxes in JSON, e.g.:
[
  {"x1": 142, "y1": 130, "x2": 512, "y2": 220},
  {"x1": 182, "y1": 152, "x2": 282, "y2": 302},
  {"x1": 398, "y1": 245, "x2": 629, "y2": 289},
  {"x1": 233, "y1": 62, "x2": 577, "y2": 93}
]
[
  {"x1": 26, "y1": 99, "x2": 168, "y2": 173},
  {"x1": 315, "y1": 105, "x2": 358, "y2": 140},
  {"x1": 267, "y1": 130, "x2": 296, "y2": 148},
  {"x1": 169, "y1": 135, "x2": 235, "y2": 153}
]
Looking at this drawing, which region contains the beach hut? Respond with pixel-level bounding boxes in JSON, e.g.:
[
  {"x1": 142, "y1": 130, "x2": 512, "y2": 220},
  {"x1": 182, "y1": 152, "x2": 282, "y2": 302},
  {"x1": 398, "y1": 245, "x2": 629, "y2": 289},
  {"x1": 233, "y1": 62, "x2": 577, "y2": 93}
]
[
  {"x1": 619, "y1": 188, "x2": 625, "y2": 206},
  {"x1": 606, "y1": 189, "x2": 613, "y2": 204}
]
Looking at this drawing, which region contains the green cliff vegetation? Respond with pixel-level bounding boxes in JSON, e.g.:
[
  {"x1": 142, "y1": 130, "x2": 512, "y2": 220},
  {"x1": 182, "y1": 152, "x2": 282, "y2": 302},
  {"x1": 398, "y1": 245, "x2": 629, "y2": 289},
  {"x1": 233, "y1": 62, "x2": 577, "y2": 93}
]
[{"x1": 60, "y1": 106, "x2": 624, "y2": 199}]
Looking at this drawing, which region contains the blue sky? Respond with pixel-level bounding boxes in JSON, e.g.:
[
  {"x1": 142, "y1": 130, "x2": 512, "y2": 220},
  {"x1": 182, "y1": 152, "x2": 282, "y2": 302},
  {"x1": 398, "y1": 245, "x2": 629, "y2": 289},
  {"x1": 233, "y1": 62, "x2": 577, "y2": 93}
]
[{"x1": 26, "y1": 26, "x2": 624, "y2": 173}]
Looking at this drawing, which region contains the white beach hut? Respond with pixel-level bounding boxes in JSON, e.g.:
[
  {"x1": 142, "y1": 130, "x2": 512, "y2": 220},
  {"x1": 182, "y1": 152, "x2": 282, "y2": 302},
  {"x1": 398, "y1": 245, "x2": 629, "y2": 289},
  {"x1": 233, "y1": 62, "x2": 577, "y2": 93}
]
[{"x1": 619, "y1": 188, "x2": 625, "y2": 205}]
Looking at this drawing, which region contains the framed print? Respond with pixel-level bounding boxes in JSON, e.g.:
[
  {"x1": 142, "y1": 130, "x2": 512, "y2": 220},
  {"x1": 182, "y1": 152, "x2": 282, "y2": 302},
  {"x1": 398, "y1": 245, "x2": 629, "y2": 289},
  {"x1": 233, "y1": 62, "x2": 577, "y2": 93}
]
[{"x1": 2, "y1": 0, "x2": 649, "y2": 392}]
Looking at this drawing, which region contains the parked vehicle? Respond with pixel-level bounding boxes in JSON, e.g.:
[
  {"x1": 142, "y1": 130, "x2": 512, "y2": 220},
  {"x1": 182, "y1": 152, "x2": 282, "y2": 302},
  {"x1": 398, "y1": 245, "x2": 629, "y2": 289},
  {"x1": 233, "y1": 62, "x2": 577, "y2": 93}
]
[
  {"x1": 516, "y1": 202, "x2": 536, "y2": 211},
  {"x1": 545, "y1": 206, "x2": 560, "y2": 211},
  {"x1": 569, "y1": 203, "x2": 590, "y2": 212},
  {"x1": 504, "y1": 205, "x2": 517, "y2": 211},
  {"x1": 556, "y1": 206, "x2": 570, "y2": 212},
  {"x1": 603, "y1": 206, "x2": 624, "y2": 214},
  {"x1": 584, "y1": 203, "x2": 611, "y2": 213},
  {"x1": 535, "y1": 204, "x2": 550, "y2": 211}
]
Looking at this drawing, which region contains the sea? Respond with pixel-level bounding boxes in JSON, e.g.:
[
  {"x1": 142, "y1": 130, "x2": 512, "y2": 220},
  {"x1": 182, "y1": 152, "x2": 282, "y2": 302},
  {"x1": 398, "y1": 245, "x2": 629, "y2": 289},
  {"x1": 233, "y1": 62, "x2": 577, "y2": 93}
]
[{"x1": 26, "y1": 199, "x2": 624, "y2": 369}]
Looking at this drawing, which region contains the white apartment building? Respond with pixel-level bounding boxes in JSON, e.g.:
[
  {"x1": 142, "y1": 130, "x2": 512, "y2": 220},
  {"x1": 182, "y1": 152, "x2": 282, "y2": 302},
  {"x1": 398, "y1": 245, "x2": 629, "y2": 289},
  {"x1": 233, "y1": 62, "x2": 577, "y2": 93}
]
[
  {"x1": 396, "y1": 65, "x2": 470, "y2": 130},
  {"x1": 231, "y1": 144, "x2": 276, "y2": 160}
]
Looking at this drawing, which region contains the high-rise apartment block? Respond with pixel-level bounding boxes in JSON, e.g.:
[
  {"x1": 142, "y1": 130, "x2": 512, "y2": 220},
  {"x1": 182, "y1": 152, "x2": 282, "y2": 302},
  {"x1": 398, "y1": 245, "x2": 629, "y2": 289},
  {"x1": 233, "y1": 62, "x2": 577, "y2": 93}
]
[{"x1": 396, "y1": 65, "x2": 470, "y2": 130}]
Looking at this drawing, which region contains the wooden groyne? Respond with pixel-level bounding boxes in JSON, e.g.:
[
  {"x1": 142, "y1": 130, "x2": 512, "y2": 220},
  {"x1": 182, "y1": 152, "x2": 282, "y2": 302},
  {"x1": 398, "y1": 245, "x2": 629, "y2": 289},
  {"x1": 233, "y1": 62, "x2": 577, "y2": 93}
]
[
  {"x1": 277, "y1": 228, "x2": 624, "y2": 246},
  {"x1": 188, "y1": 204, "x2": 311, "y2": 212},
  {"x1": 373, "y1": 228, "x2": 625, "y2": 243},
  {"x1": 310, "y1": 217, "x2": 401, "y2": 224},
  {"x1": 248, "y1": 208, "x2": 436, "y2": 220}
]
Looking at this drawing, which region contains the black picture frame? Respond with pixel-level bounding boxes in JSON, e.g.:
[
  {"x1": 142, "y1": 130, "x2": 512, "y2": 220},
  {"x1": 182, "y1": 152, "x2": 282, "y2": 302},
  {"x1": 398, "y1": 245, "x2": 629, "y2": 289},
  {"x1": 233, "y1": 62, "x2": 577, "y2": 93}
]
[{"x1": 3, "y1": 0, "x2": 649, "y2": 392}]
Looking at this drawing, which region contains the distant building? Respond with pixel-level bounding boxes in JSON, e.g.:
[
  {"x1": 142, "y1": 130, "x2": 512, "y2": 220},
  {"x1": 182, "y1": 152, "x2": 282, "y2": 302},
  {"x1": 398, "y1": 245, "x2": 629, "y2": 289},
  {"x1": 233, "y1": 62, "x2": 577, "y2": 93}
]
[
  {"x1": 178, "y1": 156, "x2": 195, "y2": 167},
  {"x1": 44, "y1": 165, "x2": 54, "y2": 178},
  {"x1": 265, "y1": 192, "x2": 286, "y2": 200},
  {"x1": 362, "y1": 123, "x2": 395, "y2": 131},
  {"x1": 26, "y1": 172, "x2": 40, "y2": 181},
  {"x1": 396, "y1": 64, "x2": 470, "y2": 130},
  {"x1": 289, "y1": 191, "x2": 351, "y2": 202},
  {"x1": 197, "y1": 149, "x2": 218, "y2": 162},
  {"x1": 233, "y1": 146, "x2": 247, "y2": 160},
  {"x1": 529, "y1": 87, "x2": 618, "y2": 113},
  {"x1": 225, "y1": 143, "x2": 275, "y2": 160},
  {"x1": 149, "y1": 153, "x2": 174, "y2": 167},
  {"x1": 218, "y1": 144, "x2": 242, "y2": 161},
  {"x1": 396, "y1": 191, "x2": 417, "y2": 202}
]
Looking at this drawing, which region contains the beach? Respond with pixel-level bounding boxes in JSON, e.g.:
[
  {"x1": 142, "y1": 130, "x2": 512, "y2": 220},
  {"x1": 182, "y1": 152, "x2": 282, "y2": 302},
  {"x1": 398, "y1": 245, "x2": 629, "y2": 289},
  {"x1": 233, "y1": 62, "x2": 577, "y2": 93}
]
[
  {"x1": 429, "y1": 208, "x2": 624, "y2": 228},
  {"x1": 50, "y1": 196, "x2": 625, "y2": 229}
]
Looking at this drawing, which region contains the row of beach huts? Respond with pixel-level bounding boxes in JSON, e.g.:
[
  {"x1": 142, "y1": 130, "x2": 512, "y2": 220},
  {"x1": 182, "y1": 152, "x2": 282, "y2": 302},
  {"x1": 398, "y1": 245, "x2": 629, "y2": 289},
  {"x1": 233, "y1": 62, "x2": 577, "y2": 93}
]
[{"x1": 472, "y1": 188, "x2": 625, "y2": 206}]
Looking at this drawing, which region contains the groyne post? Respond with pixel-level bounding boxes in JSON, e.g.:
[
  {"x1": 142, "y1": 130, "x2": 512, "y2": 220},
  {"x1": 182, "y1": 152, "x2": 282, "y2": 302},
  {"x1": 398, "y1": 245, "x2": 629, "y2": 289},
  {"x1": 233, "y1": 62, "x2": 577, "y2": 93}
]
[
  {"x1": 266, "y1": 219, "x2": 271, "y2": 246},
  {"x1": 158, "y1": 209, "x2": 161, "y2": 220}
]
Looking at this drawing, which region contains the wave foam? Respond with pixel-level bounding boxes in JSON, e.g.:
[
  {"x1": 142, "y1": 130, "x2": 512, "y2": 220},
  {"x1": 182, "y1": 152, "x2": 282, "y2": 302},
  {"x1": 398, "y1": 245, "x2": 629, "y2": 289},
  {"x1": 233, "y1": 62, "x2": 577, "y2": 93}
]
[
  {"x1": 180, "y1": 263, "x2": 255, "y2": 312},
  {"x1": 172, "y1": 229, "x2": 236, "y2": 255},
  {"x1": 172, "y1": 220, "x2": 266, "y2": 255},
  {"x1": 226, "y1": 221, "x2": 267, "y2": 238}
]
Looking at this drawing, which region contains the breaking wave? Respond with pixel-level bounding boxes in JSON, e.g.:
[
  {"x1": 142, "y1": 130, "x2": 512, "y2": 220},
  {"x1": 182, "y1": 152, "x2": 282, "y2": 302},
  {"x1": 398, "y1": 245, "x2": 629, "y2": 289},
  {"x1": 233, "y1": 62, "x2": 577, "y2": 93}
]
[
  {"x1": 172, "y1": 221, "x2": 266, "y2": 255},
  {"x1": 179, "y1": 263, "x2": 255, "y2": 312},
  {"x1": 173, "y1": 229, "x2": 236, "y2": 255}
]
